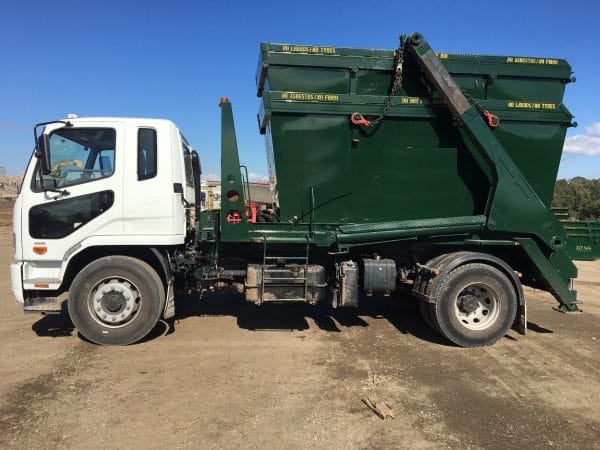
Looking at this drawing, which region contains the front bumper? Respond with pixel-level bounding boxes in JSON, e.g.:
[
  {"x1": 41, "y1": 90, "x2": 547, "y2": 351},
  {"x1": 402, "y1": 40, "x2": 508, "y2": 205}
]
[{"x1": 10, "y1": 262, "x2": 24, "y2": 303}]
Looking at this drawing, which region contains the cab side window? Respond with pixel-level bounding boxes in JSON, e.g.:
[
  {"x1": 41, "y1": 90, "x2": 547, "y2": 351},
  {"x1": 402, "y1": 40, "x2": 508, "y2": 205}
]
[{"x1": 138, "y1": 128, "x2": 157, "y2": 180}]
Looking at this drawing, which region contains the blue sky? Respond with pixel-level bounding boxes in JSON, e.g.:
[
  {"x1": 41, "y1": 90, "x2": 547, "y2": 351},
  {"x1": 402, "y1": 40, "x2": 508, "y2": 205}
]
[{"x1": 1, "y1": 0, "x2": 599, "y2": 179}]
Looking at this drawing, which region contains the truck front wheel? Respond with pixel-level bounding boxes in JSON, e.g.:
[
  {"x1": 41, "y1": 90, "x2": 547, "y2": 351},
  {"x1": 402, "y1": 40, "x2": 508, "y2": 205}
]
[
  {"x1": 428, "y1": 263, "x2": 517, "y2": 347},
  {"x1": 68, "y1": 256, "x2": 165, "y2": 345}
]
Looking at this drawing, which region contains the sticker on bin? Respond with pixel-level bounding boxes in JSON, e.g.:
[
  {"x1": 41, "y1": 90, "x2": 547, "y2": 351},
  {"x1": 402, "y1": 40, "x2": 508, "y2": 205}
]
[
  {"x1": 507, "y1": 101, "x2": 557, "y2": 109},
  {"x1": 280, "y1": 44, "x2": 336, "y2": 54},
  {"x1": 279, "y1": 92, "x2": 340, "y2": 102},
  {"x1": 506, "y1": 57, "x2": 559, "y2": 65}
]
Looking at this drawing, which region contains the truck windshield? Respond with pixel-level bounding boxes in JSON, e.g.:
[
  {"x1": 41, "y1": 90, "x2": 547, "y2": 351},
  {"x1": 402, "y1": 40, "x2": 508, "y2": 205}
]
[{"x1": 33, "y1": 127, "x2": 116, "y2": 191}]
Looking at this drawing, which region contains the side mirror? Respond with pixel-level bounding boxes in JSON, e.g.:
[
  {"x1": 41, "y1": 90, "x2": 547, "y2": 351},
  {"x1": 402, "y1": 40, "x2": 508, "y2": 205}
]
[
  {"x1": 191, "y1": 151, "x2": 202, "y2": 211},
  {"x1": 36, "y1": 134, "x2": 51, "y2": 175}
]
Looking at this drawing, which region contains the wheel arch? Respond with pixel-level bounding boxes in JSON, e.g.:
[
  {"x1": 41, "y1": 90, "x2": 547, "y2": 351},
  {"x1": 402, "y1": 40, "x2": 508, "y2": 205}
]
[
  {"x1": 413, "y1": 251, "x2": 526, "y2": 335},
  {"x1": 61, "y1": 245, "x2": 172, "y2": 294}
]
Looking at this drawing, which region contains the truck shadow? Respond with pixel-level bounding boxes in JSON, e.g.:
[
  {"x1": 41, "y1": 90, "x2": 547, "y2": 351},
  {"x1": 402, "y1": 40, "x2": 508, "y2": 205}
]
[
  {"x1": 171, "y1": 290, "x2": 450, "y2": 346},
  {"x1": 29, "y1": 292, "x2": 471, "y2": 346},
  {"x1": 32, "y1": 315, "x2": 74, "y2": 338},
  {"x1": 30, "y1": 300, "x2": 171, "y2": 343},
  {"x1": 31, "y1": 300, "x2": 75, "y2": 338},
  {"x1": 29, "y1": 292, "x2": 540, "y2": 346}
]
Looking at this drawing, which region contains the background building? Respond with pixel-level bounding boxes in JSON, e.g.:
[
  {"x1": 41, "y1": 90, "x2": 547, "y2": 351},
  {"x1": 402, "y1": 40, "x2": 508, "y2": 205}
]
[
  {"x1": 201, "y1": 180, "x2": 272, "y2": 211},
  {"x1": 0, "y1": 172, "x2": 23, "y2": 200}
]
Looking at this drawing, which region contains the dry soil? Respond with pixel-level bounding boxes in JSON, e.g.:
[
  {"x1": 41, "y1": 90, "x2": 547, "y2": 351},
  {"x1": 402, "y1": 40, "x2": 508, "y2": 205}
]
[{"x1": 0, "y1": 200, "x2": 599, "y2": 449}]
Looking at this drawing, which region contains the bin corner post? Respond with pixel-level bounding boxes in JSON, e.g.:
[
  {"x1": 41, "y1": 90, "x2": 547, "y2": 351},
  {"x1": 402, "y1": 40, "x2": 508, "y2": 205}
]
[
  {"x1": 220, "y1": 98, "x2": 249, "y2": 241},
  {"x1": 517, "y1": 238, "x2": 581, "y2": 313},
  {"x1": 405, "y1": 32, "x2": 580, "y2": 312}
]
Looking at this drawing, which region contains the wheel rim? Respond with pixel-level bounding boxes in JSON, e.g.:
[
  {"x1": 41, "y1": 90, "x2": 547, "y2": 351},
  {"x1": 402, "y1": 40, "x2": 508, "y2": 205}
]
[
  {"x1": 453, "y1": 282, "x2": 500, "y2": 331},
  {"x1": 87, "y1": 277, "x2": 142, "y2": 328}
]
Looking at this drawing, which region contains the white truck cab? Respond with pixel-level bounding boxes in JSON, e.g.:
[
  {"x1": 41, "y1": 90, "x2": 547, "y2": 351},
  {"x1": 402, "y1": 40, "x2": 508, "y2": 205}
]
[{"x1": 11, "y1": 117, "x2": 200, "y2": 344}]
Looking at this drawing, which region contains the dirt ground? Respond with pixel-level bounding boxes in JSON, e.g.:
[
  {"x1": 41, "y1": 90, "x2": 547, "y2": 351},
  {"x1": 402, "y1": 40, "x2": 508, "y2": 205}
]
[{"x1": 0, "y1": 199, "x2": 599, "y2": 449}]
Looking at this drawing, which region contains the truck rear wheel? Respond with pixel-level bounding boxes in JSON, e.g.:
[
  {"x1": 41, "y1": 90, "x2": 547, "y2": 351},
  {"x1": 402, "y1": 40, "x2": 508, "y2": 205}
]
[
  {"x1": 68, "y1": 256, "x2": 165, "y2": 345},
  {"x1": 429, "y1": 263, "x2": 517, "y2": 347}
]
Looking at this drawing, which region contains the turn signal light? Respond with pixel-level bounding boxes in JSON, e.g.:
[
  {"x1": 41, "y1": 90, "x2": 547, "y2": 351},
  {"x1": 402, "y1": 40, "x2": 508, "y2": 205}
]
[{"x1": 33, "y1": 245, "x2": 47, "y2": 255}]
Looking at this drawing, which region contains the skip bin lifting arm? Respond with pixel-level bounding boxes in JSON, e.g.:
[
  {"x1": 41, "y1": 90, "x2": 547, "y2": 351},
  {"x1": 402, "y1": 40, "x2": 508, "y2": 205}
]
[{"x1": 405, "y1": 33, "x2": 580, "y2": 312}]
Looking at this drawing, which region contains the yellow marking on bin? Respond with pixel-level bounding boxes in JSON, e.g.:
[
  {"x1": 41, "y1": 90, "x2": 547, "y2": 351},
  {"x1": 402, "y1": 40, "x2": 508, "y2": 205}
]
[
  {"x1": 506, "y1": 56, "x2": 559, "y2": 65},
  {"x1": 279, "y1": 92, "x2": 339, "y2": 102},
  {"x1": 281, "y1": 45, "x2": 336, "y2": 54}
]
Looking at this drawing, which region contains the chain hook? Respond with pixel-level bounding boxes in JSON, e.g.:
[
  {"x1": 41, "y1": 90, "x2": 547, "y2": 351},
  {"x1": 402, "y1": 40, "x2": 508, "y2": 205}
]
[
  {"x1": 351, "y1": 112, "x2": 371, "y2": 127},
  {"x1": 483, "y1": 111, "x2": 500, "y2": 128},
  {"x1": 460, "y1": 87, "x2": 501, "y2": 129}
]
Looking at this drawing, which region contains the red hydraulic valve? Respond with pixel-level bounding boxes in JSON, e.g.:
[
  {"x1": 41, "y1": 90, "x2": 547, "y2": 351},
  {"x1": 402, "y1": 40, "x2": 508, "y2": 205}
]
[{"x1": 247, "y1": 203, "x2": 257, "y2": 223}]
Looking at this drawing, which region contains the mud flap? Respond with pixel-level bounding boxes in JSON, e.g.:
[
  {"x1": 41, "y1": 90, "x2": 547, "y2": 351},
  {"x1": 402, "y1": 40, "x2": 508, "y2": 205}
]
[
  {"x1": 150, "y1": 248, "x2": 175, "y2": 320},
  {"x1": 163, "y1": 279, "x2": 175, "y2": 320},
  {"x1": 513, "y1": 300, "x2": 527, "y2": 335}
]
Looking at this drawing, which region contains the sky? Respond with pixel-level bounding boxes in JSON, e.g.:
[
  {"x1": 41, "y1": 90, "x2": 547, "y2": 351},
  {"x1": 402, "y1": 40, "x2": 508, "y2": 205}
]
[{"x1": 1, "y1": 0, "x2": 599, "y2": 180}]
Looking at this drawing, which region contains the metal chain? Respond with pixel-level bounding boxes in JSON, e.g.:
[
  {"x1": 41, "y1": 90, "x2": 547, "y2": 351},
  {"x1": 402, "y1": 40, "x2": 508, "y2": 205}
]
[
  {"x1": 460, "y1": 87, "x2": 500, "y2": 128},
  {"x1": 367, "y1": 35, "x2": 406, "y2": 132},
  {"x1": 460, "y1": 88, "x2": 486, "y2": 115},
  {"x1": 361, "y1": 36, "x2": 496, "y2": 132}
]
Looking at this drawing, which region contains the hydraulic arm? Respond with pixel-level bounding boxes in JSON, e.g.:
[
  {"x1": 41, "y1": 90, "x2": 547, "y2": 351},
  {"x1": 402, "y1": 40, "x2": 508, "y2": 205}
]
[{"x1": 404, "y1": 33, "x2": 580, "y2": 312}]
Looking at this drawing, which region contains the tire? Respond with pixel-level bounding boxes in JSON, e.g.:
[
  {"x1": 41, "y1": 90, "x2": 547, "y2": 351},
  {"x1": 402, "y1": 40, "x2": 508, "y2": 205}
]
[
  {"x1": 68, "y1": 256, "x2": 165, "y2": 345},
  {"x1": 430, "y1": 263, "x2": 517, "y2": 347}
]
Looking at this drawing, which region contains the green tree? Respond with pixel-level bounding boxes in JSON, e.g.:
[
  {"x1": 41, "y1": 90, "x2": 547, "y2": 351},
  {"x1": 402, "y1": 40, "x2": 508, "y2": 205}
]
[{"x1": 552, "y1": 178, "x2": 600, "y2": 220}]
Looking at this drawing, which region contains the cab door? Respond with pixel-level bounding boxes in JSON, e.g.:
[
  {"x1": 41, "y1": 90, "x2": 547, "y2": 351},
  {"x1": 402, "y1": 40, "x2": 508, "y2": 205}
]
[{"x1": 20, "y1": 121, "x2": 125, "y2": 268}]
